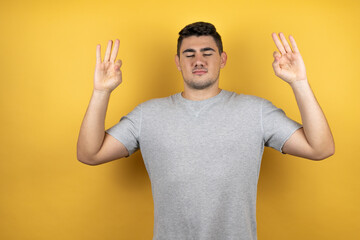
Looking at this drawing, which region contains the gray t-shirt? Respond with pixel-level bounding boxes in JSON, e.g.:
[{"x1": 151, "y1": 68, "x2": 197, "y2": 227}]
[{"x1": 106, "y1": 89, "x2": 302, "y2": 240}]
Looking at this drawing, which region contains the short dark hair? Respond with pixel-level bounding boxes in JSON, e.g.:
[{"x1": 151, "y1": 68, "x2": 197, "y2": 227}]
[{"x1": 177, "y1": 22, "x2": 223, "y2": 56}]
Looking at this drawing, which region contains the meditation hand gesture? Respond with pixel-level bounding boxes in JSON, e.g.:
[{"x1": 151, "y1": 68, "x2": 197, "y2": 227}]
[
  {"x1": 271, "y1": 33, "x2": 307, "y2": 84},
  {"x1": 94, "y1": 39, "x2": 122, "y2": 93}
]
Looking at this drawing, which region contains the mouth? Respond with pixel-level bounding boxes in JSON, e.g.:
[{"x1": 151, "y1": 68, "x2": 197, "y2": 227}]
[{"x1": 192, "y1": 69, "x2": 208, "y2": 75}]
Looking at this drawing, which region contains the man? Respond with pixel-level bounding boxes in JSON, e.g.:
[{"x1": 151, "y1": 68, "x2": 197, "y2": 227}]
[{"x1": 77, "y1": 22, "x2": 334, "y2": 240}]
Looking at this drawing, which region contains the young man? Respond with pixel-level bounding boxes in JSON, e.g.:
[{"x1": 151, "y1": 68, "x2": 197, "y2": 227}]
[{"x1": 77, "y1": 22, "x2": 334, "y2": 240}]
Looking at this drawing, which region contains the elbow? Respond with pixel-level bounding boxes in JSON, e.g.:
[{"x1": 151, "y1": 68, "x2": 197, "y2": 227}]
[
  {"x1": 77, "y1": 151, "x2": 100, "y2": 166},
  {"x1": 77, "y1": 141, "x2": 101, "y2": 166},
  {"x1": 77, "y1": 158, "x2": 99, "y2": 166},
  {"x1": 312, "y1": 144, "x2": 335, "y2": 161}
]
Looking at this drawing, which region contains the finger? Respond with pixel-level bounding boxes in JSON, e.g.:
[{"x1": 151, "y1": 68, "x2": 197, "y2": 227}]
[
  {"x1": 96, "y1": 44, "x2": 101, "y2": 65},
  {"x1": 110, "y1": 39, "x2": 120, "y2": 62},
  {"x1": 289, "y1": 35, "x2": 300, "y2": 53},
  {"x1": 104, "y1": 40, "x2": 113, "y2": 62},
  {"x1": 273, "y1": 51, "x2": 281, "y2": 59},
  {"x1": 114, "y1": 59, "x2": 122, "y2": 70},
  {"x1": 272, "y1": 32, "x2": 286, "y2": 54},
  {"x1": 279, "y1": 32, "x2": 292, "y2": 53},
  {"x1": 272, "y1": 58, "x2": 280, "y2": 72}
]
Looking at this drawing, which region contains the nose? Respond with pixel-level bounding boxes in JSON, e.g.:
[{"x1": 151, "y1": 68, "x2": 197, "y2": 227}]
[{"x1": 193, "y1": 55, "x2": 205, "y2": 68}]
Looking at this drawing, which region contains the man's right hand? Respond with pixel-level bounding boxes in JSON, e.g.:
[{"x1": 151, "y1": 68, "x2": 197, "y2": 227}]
[{"x1": 94, "y1": 39, "x2": 122, "y2": 93}]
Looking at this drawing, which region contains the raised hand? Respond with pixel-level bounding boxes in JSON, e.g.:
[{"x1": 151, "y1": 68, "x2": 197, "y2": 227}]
[
  {"x1": 271, "y1": 33, "x2": 307, "y2": 84},
  {"x1": 94, "y1": 39, "x2": 122, "y2": 93}
]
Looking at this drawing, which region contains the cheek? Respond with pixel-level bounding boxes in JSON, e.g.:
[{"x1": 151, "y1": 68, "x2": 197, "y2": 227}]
[
  {"x1": 209, "y1": 61, "x2": 220, "y2": 70},
  {"x1": 180, "y1": 62, "x2": 191, "y2": 71}
]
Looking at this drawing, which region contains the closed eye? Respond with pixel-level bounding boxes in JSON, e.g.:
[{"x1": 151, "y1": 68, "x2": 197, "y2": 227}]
[
  {"x1": 186, "y1": 55, "x2": 195, "y2": 58},
  {"x1": 203, "y1": 53, "x2": 212, "y2": 57}
]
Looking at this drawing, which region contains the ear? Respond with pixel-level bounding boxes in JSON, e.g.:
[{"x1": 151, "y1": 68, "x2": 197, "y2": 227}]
[
  {"x1": 220, "y1": 52, "x2": 227, "y2": 68},
  {"x1": 175, "y1": 54, "x2": 181, "y2": 71}
]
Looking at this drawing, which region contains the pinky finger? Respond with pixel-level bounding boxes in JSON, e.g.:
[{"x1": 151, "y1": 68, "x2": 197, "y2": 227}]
[{"x1": 114, "y1": 59, "x2": 122, "y2": 70}]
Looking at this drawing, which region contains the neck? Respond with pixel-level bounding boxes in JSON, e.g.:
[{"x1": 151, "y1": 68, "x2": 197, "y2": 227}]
[{"x1": 182, "y1": 84, "x2": 222, "y2": 101}]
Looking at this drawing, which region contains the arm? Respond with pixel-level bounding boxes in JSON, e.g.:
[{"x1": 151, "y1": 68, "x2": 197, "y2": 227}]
[
  {"x1": 271, "y1": 33, "x2": 335, "y2": 160},
  {"x1": 77, "y1": 39, "x2": 129, "y2": 165}
]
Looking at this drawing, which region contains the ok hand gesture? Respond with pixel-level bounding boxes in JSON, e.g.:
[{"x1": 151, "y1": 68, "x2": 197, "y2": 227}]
[
  {"x1": 271, "y1": 33, "x2": 307, "y2": 84},
  {"x1": 94, "y1": 39, "x2": 122, "y2": 93}
]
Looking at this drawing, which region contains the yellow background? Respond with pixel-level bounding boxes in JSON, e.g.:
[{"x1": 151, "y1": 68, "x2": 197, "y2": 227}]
[{"x1": 1, "y1": 0, "x2": 359, "y2": 239}]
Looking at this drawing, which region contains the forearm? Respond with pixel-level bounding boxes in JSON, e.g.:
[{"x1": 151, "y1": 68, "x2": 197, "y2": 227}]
[
  {"x1": 290, "y1": 79, "x2": 335, "y2": 155},
  {"x1": 77, "y1": 90, "x2": 111, "y2": 161}
]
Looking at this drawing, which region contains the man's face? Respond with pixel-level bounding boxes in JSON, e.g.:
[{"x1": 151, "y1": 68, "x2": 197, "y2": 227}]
[{"x1": 175, "y1": 36, "x2": 227, "y2": 90}]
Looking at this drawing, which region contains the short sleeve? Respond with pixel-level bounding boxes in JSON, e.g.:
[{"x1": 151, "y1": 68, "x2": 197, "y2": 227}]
[
  {"x1": 261, "y1": 99, "x2": 302, "y2": 153},
  {"x1": 105, "y1": 104, "x2": 142, "y2": 157}
]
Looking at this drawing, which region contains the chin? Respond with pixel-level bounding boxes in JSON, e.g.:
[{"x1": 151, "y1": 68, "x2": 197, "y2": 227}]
[{"x1": 185, "y1": 79, "x2": 216, "y2": 90}]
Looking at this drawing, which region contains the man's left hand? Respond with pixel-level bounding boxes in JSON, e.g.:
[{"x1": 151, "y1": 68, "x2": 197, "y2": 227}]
[{"x1": 271, "y1": 32, "x2": 307, "y2": 84}]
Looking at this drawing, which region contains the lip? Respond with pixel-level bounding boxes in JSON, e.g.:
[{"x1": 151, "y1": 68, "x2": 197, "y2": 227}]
[{"x1": 192, "y1": 70, "x2": 208, "y2": 75}]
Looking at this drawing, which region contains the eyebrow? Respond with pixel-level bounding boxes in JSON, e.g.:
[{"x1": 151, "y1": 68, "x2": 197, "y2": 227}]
[{"x1": 182, "y1": 47, "x2": 216, "y2": 54}]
